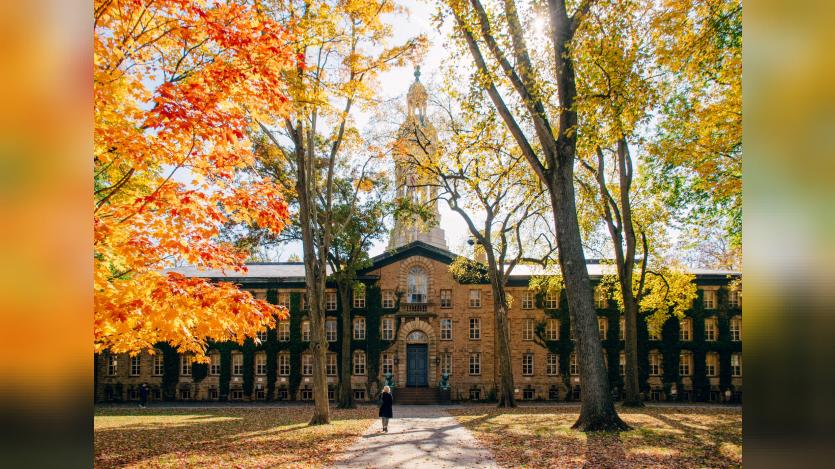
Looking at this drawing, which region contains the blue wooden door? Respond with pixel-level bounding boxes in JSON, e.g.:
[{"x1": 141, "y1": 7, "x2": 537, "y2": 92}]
[{"x1": 407, "y1": 344, "x2": 428, "y2": 386}]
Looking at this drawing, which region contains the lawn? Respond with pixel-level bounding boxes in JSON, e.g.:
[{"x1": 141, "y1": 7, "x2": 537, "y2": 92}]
[
  {"x1": 448, "y1": 405, "x2": 742, "y2": 468},
  {"x1": 94, "y1": 406, "x2": 377, "y2": 468}
]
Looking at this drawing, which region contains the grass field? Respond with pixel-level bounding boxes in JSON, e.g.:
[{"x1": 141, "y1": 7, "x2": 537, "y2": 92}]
[
  {"x1": 448, "y1": 405, "x2": 742, "y2": 468},
  {"x1": 94, "y1": 406, "x2": 377, "y2": 468}
]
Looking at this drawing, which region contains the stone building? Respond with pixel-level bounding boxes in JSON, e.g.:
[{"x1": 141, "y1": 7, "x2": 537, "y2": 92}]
[{"x1": 94, "y1": 71, "x2": 742, "y2": 404}]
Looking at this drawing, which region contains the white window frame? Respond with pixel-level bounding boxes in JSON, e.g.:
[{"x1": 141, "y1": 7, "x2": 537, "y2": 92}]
[
  {"x1": 180, "y1": 354, "x2": 192, "y2": 376},
  {"x1": 326, "y1": 291, "x2": 337, "y2": 311},
  {"x1": 153, "y1": 353, "x2": 163, "y2": 376},
  {"x1": 469, "y1": 353, "x2": 481, "y2": 375},
  {"x1": 469, "y1": 289, "x2": 481, "y2": 308},
  {"x1": 545, "y1": 291, "x2": 559, "y2": 309},
  {"x1": 407, "y1": 267, "x2": 428, "y2": 303},
  {"x1": 569, "y1": 353, "x2": 579, "y2": 375},
  {"x1": 680, "y1": 318, "x2": 692, "y2": 341},
  {"x1": 598, "y1": 317, "x2": 608, "y2": 340},
  {"x1": 594, "y1": 288, "x2": 608, "y2": 309},
  {"x1": 278, "y1": 353, "x2": 290, "y2": 376},
  {"x1": 441, "y1": 352, "x2": 452, "y2": 375},
  {"x1": 730, "y1": 316, "x2": 741, "y2": 342},
  {"x1": 731, "y1": 353, "x2": 742, "y2": 377},
  {"x1": 326, "y1": 318, "x2": 337, "y2": 342},
  {"x1": 232, "y1": 353, "x2": 243, "y2": 375},
  {"x1": 353, "y1": 350, "x2": 366, "y2": 375},
  {"x1": 255, "y1": 353, "x2": 267, "y2": 375},
  {"x1": 302, "y1": 320, "x2": 311, "y2": 342},
  {"x1": 521, "y1": 291, "x2": 534, "y2": 310},
  {"x1": 382, "y1": 290, "x2": 395, "y2": 309},
  {"x1": 728, "y1": 289, "x2": 741, "y2": 308},
  {"x1": 209, "y1": 353, "x2": 220, "y2": 375},
  {"x1": 679, "y1": 352, "x2": 692, "y2": 376},
  {"x1": 278, "y1": 292, "x2": 291, "y2": 309},
  {"x1": 703, "y1": 289, "x2": 717, "y2": 310},
  {"x1": 130, "y1": 355, "x2": 141, "y2": 376},
  {"x1": 440, "y1": 289, "x2": 452, "y2": 308},
  {"x1": 469, "y1": 317, "x2": 481, "y2": 340},
  {"x1": 327, "y1": 353, "x2": 337, "y2": 376},
  {"x1": 522, "y1": 353, "x2": 534, "y2": 376},
  {"x1": 278, "y1": 321, "x2": 290, "y2": 341},
  {"x1": 107, "y1": 355, "x2": 118, "y2": 376},
  {"x1": 381, "y1": 317, "x2": 394, "y2": 340},
  {"x1": 302, "y1": 353, "x2": 313, "y2": 376},
  {"x1": 440, "y1": 318, "x2": 452, "y2": 340},
  {"x1": 546, "y1": 353, "x2": 559, "y2": 375},
  {"x1": 649, "y1": 351, "x2": 662, "y2": 376},
  {"x1": 545, "y1": 318, "x2": 559, "y2": 341},
  {"x1": 522, "y1": 318, "x2": 534, "y2": 341},
  {"x1": 706, "y1": 352, "x2": 718, "y2": 377},
  {"x1": 353, "y1": 317, "x2": 366, "y2": 340},
  {"x1": 353, "y1": 284, "x2": 366, "y2": 308},
  {"x1": 382, "y1": 353, "x2": 393, "y2": 375},
  {"x1": 256, "y1": 329, "x2": 268, "y2": 343},
  {"x1": 705, "y1": 317, "x2": 717, "y2": 342}
]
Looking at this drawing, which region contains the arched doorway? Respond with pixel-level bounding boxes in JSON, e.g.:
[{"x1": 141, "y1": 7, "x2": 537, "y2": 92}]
[{"x1": 406, "y1": 330, "x2": 428, "y2": 387}]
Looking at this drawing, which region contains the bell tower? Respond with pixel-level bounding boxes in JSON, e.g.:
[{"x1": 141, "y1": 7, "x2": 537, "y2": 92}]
[{"x1": 388, "y1": 67, "x2": 448, "y2": 251}]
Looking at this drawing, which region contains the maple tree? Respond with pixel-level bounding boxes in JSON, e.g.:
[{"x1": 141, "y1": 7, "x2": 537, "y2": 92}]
[
  {"x1": 94, "y1": 0, "x2": 297, "y2": 358},
  {"x1": 253, "y1": 0, "x2": 423, "y2": 424}
]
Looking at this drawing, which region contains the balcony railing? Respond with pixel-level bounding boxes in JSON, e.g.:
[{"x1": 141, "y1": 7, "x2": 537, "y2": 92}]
[{"x1": 400, "y1": 302, "x2": 430, "y2": 313}]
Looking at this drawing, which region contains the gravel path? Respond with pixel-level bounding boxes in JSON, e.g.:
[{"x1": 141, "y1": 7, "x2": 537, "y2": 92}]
[{"x1": 331, "y1": 405, "x2": 499, "y2": 469}]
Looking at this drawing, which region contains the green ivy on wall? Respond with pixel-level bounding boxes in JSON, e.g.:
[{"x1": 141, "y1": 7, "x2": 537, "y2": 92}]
[
  {"x1": 158, "y1": 342, "x2": 180, "y2": 400},
  {"x1": 266, "y1": 288, "x2": 278, "y2": 400}
]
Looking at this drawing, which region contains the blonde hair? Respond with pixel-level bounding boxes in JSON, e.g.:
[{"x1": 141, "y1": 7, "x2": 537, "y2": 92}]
[{"x1": 382, "y1": 386, "x2": 391, "y2": 393}]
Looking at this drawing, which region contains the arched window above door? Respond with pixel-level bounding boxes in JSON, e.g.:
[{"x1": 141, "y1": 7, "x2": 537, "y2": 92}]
[{"x1": 406, "y1": 330, "x2": 428, "y2": 343}]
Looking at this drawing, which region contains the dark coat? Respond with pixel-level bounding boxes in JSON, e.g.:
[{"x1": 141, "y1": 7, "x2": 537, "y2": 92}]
[{"x1": 379, "y1": 392, "x2": 393, "y2": 418}]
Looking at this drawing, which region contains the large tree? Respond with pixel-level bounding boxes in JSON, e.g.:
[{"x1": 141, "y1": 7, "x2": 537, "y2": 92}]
[
  {"x1": 401, "y1": 96, "x2": 555, "y2": 407},
  {"x1": 441, "y1": 0, "x2": 627, "y2": 430},
  {"x1": 254, "y1": 0, "x2": 420, "y2": 425},
  {"x1": 94, "y1": 0, "x2": 295, "y2": 358}
]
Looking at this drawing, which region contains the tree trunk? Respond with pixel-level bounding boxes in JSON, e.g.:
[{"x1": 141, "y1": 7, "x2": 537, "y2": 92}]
[
  {"x1": 490, "y1": 278, "x2": 517, "y2": 407},
  {"x1": 622, "y1": 287, "x2": 643, "y2": 407},
  {"x1": 548, "y1": 168, "x2": 628, "y2": 431},
  {"x1": 337, "y1": 281, "x2": 355, "y2": 408}
]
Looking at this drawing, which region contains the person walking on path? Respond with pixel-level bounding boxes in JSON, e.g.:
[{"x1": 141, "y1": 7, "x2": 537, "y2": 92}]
[
  {"x1": 379, "y1": 385, "x2": 393, "y2": 432},
  {"x1": 139, "y1": 383, "x2": 148, "y2": 408}
]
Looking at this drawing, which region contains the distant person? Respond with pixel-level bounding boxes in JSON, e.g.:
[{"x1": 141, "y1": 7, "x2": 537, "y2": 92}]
[
  {"x1": 139, "y1": 383, "x2": 148, "y2": 408},
  {"x1": 379, "y1": 385, "x2": 393, "y2": 432}
]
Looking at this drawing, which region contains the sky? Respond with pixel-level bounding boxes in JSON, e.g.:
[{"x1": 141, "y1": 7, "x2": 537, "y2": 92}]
[{"x1": 275, "y1": 0, "x2": 474, "y2": 261}]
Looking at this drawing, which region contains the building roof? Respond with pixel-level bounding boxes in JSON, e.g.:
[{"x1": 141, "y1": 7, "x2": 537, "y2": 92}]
[{"x1": 166, "y1": 241, "x2": 739, "y2": 285}]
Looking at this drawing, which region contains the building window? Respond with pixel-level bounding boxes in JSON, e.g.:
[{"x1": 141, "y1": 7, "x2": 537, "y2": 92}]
[
  {"x1": 209, "y1": 353, "x2": 220, "y2": 376},
  {"x1": 328, "y1": 387, "x2": 335, "y2": 401},
  {"x1": 598, "y1": 317, "x2": 608, "y2": 340},
  {"x1": 549, "y1": 386, "x2": 560, "y2": 400},
  {"x1": 440, "y1": 319, "x2": 452, "y2": 340},
  {"x1": 440, "y1": 289, "x2": 452, "y2": 308},
  {"x1": 730, "y1": 316, "x2": 741, "y2": 342},
  {"x1": 523, "y1": 319, "x2": 535, "y2": 341},
  {"x1": 441, "y1": 352, "x2": 452, "y2": 375},
  {"x1": 679, "y1": 352, "x2": 692, "y2": 376},
  {"x1": 569, "y1": 353, "x2": 579, "y2": 375},
  {"x1": 301, "y1": 388, "x2": 313, "y2": 400},
  {"x1": 153, "y1": 352, "x2": 163, "y2": 376},
  {"x1": 731, "y1": 353, "x2": 742, "y2": 377},
  {"x1": 594, "y1": 287, "x2": 608, "y2": 309},
  {"x1": 353, "y1": 350, "x2": 366, "y2": 375},
  {"x1": 353, "y1": 389, "x2": 366, "y2": 400},
  {"x1": 469, "y1": 353, "x2": 481, "y2": 375},
  {"x1": 545, "y1": 318, "x2": 559, "y2": 340},
  {"x1": 547, "y1": 353, "x2": 559, "y2": 375},
  {"x1": 728, "y1": 289, "x2": 741, "y2": 308},
  {"x1": 353, "y1": 284, "x2": 366, "y2": 308},
  {"x1": 523, "y1": 388, "x2": 535, "y2": 400},
  {"x1": 619, "y1": 317, "x2": 625, "y2": 341},
  {"x1": 382, "y1": 290, "x2": 395, "y2": 309},
  {"x1": 278, "y1": 321, "x2": 290, "y2": 341},
  {"x1": 302, "y1": 291, "x2": 308, "y2": 310},
  {"x1": 257, "y1": 329, "x2": 268, "y2": 343},
  {"x1": 230, "y1": 389, "x2": 244, "y2": 400},
  {"x1": 469, "y1": 289, "x2": 481, "y2": 308},
  {"x1": 619, "y1": 351, "x2": 625, "y2": 376},
  {"x1": 521, "y1": 291, "x2": 534, "y2": 309},
  {"x1": 256, "y1": 388, "x2": 266, "y2": 400},
  {"x1": 649, "y1": 326, "x2": 661, "y2": 341},
  {"x1": 278, "y1": 292, "x2": 291, "y2": 309},
  {"x1": 470, "y1": 388, "x2": 481, "y2": 400},
  {"x1": 302, "y1": 353, "x2": 313, "y2": 376},
  {"x1": 208, "y1": 388, "x2": 219, "y2": 400},
  {"x1": 326, "y1": 291, "x2": 337, "y2": 311},
  {"x1": 327, "y1": 353, "x2": 337, "y2": 376},
  {"x1": 680, "y1": 318, "x2": 692, "y2": 341},
  {"x1": 649, "y1": 351, "x2": 662, "y2": 376},
  {"x1": 545, "y1": 291, "x2": 559, "y2": 309},
  {"x1": 180, "y1": 388, "x2": 191, "y2": 400},
  {"x1": 278, "y1": 353, "x2": 290, "y2": 376},
  {"x1": 381, "y1": 317, "x2": 395, "y2": 340},
  {"x1": 302, "y1": 320, "x2": 311, "y2": 342},
  {"x1": 353, "y1": 317, "x2": 366, "y2": 340},
  {"x1": 326, "y1": 318, "x2": 337, "y2": 342},
  {"x1": 408, "y1": 267, "x2": 428, "y2": 303},
  {"x1": 706, "y1": 352, "x2": 718, "y2": 377},
  {"x1": 570, "y1": 322, "x2": 576, "y2": 341},
  {"x1": 522, "y1": 353, "x2": 534, "y2": 376},
  {"x1": 278, "y1": 389, "x2": 289, "y2": 400},
  {"x1": 255, "y1": 353, "x2": 267, "y2": 375},
  {"x1": 232, "y1": 353, "x2": 243, "y2": 375},
  {"x1": 705, "y1": 317, "x2": 717, "y2": 341},
  {"x1": 180, "y1": 354, "x2": 192, "y2": 376},
  {"x1": 380, "y1": 353, "x2": 393, "y2": 375},
  {"x1": 107, "y1": 355, "x2": 118, "y2": 376},
  {"x1": 130, "y1": 355, "x2": 141, "y2": 376},
  {"x1": 469, "y1": 318, "x2": 481, "y2": 340},
  {"x1": 703, "y1": 289, "x2": 717, "y2": 310}
]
